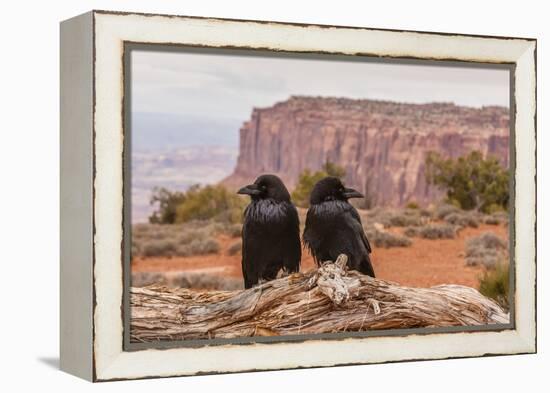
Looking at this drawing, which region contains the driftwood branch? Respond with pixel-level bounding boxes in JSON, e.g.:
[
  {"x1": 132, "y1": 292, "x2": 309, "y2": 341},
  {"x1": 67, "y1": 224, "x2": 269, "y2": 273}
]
[{"x1": 130, "y1": 255, "x2": 508, "y2": 342}]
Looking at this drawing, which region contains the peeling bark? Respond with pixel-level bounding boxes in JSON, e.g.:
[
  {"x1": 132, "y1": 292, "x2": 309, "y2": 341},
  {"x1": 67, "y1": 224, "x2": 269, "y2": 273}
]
[{"x1": 130, "y1": 254, "x2": 508, "y2": 342}]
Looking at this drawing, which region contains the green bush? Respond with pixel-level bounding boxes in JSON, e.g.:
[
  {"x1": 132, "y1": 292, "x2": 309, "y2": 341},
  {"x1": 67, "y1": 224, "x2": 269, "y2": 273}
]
[
  {"x1": 148, "y1": 187, "x2": 187, "y2": 224},
  {"x1": 291, "y1": 161, "x2": 346, "y2": 208},
  {"x1": 148, "y1": 185, "x2": 246, "y2": 225},
  {"x1": 175, "y1": 184, "x2": 246, "y2": 224},
  {"x1": 405, "y1": 201, "x2": 420, "y2": 209},
  {"x1": 479, "y1": 262, "x2": 509, "y2": 311},
  {"x1": 425, "y1": 151, "x2": 509, "y2": 213}
]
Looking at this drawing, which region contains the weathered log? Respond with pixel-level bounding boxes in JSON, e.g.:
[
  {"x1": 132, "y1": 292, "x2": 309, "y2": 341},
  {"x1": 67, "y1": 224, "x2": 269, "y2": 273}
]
[{"x1": 130, "y1": 255, "x2": 508, "y2": 342}]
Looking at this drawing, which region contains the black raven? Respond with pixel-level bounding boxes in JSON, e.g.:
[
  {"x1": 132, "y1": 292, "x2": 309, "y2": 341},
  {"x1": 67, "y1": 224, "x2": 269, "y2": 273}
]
[
  {"x1": 303, "y1": 176, "x2": 375, "y2": 277},
  {"x1": 238, "y1": 174, "x2": 301, "y2": 288}
]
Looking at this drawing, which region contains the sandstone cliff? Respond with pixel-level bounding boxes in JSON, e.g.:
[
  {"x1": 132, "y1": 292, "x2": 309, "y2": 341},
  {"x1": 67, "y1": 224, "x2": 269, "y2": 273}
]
[{"x1": 222, "y1": 96, "x2": 509, "y2": 207}]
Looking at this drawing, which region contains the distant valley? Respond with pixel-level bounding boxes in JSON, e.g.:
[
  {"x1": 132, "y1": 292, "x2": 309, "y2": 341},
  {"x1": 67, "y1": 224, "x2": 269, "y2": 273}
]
[
  {"x1": 131, "y1": 112, "x2": 242, "y2": 222},
  {"x1": 132, "y1": 146, "x2": 238, "y2": 222}
]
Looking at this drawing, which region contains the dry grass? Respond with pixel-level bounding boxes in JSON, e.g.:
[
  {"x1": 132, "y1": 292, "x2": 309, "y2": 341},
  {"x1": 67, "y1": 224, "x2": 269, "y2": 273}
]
[{"x1": 478, "y1": 262, "x2": 510, "y2": 311}]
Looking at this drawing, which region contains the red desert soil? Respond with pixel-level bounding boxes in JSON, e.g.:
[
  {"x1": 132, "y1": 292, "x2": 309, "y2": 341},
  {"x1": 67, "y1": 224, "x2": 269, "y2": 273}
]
[{"x1": 132, "y1": 224, "x2": 508, "y2": 289}]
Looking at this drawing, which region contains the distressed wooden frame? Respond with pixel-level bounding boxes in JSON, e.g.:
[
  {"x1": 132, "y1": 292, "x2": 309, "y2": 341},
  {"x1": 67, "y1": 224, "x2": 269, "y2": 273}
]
[{"x1": 60, "y1": 10, "x2": 537, "y2": 382}]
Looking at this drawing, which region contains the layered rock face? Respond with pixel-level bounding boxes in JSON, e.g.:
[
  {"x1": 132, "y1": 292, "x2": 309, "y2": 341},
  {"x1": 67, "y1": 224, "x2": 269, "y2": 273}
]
[{"x1": 222, "y1": 96, "x2": 509, "y2": 207}]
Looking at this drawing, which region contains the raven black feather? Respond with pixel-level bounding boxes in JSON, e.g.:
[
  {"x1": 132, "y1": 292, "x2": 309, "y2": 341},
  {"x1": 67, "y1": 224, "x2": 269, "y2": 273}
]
[
  {"x1": 238, "y1": 174, "x2": 301, "y2": 288},
  {"x1": 303, "y1": 177, "x2": 375, "y2": 277}
]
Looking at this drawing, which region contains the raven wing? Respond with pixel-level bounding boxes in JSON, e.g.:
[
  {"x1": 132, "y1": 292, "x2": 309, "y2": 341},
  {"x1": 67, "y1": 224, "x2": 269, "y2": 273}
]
[
  {"x1": 240, "y1": 213, "x2": 255, "y2": 289},
  {"x1": 343, "y1": 205, "x2": 375, "y2": 277},
  {"x1": 303, "y1": 206, "x2": 323, "y2": 263},
  {"x1": 346, "y1": 205, "x2": 372, "y2": 253},
  {"x1": 281, "y1": 204, "x2": 302, "y2": 273}
]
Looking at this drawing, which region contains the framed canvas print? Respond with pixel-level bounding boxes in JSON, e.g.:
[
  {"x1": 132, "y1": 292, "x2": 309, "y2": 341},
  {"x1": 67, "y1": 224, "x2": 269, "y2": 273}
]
[{"x1": 60, "y1": 10, "x2": 537, "y2": 382}]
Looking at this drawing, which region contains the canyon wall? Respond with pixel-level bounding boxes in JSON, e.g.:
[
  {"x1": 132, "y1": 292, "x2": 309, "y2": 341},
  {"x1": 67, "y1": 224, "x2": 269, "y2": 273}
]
[{"x1": 222, "y1": 96, "x2": 510, "y2": 207}]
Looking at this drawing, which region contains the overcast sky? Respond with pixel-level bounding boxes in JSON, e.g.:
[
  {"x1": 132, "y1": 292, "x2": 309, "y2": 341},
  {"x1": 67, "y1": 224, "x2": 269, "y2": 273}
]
[{"x1": 131, "y1": 48, "x2": 510, "y2": 122}]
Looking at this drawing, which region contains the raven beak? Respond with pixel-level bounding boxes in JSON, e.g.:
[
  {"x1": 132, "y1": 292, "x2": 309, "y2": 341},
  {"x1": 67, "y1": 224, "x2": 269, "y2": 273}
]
[
  {"x1": 237, "y1": 184, "x2": 261, "y2": 196},
  {"x1": 343, "y1": 187, "x2": 364, "y2": 199}
]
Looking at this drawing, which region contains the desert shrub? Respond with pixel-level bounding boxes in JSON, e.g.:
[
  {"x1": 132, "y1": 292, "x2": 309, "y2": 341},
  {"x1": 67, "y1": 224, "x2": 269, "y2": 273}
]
[
  {"x1": 175, "y1": 238, "x2": 220, "y2": 257},
  {"x1": 479, "y1": 262, "x2": 510, "y2": 311},
  {"x1": 131, "y1": 271, "x2": 166, "y2": 287},
  {"x1": 466, "y1": 251, "x2": 500, "y2": 269},
  {"x1": 373, "y1": 231, "x2": 412, "y2": 248},
  {"x1": 223, "y1": 223, "x2": 242, "y2": 238},
  {"x1": 418, "y1": 208, "x2": 432, "y2": 218},
  {"x1": 132, "y1": 271, "x2": 243, "y2": 291},
  {"x1": 291, "y1": 161, "x2": 346, "y2": 208},
  {"x1": 404, "y1": 223, "x2": 458, "y2": 239},
  {"x1": 227, "y1": 241, "x2": 242, "y2": 256},
  {"x1": 365, "y1": 208, "x2": 424, "y2": 228},
  {"x1": 468, "y1": 232, "x2": 507, "y2": 250},
  {"x1": 492, "y1": 211, "x2": 509, "y2": 221},
  {"x1": 483, "y1": 216, "x2": 500, "y2": 225},
  {"x1": 387, "y1": 209, "x2": 424, "y2": 227},
  {"x1": 483, "y1": 211, "x2": 509, "y2": 226},
  {"x1": 133, "y1": 222, "x2": 224, "y2": 258},
  {"x1": 176, "y1": 222, "x2": 226, "y2": 242},
  {"x1": 364, "y1": 226, "x2": 412, "y2": 248},
  {"x1": 405, "y1": 201, "x2": 420, "y2": 209},
  {"x1": 465, "y1": 232, "x2": 507, "y2": 268},
  {"x1": 444, "y1": 212, "x2": 480, "y2": 228},
  {"x1": 177, "y1": 273, "x2": 242, "y2": 291},
  {"x1": 425, "y1": 150, "x2": 509, "y2": 213},
  {"x1": 433, "y1": 203, "x2": 460, "y2": 220},
  {"x1": 364, "y1": 208, "x2": 392, "y2": 227},
  {"x1": 141, "y1": 238, "x2": 178, "y2": 257}
]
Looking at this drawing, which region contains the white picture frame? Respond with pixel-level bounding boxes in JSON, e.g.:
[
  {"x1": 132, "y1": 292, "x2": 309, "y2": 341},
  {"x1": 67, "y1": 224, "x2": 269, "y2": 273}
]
[{"x1": 60, "y1": 10, "x2": 536, "y2": 382}]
